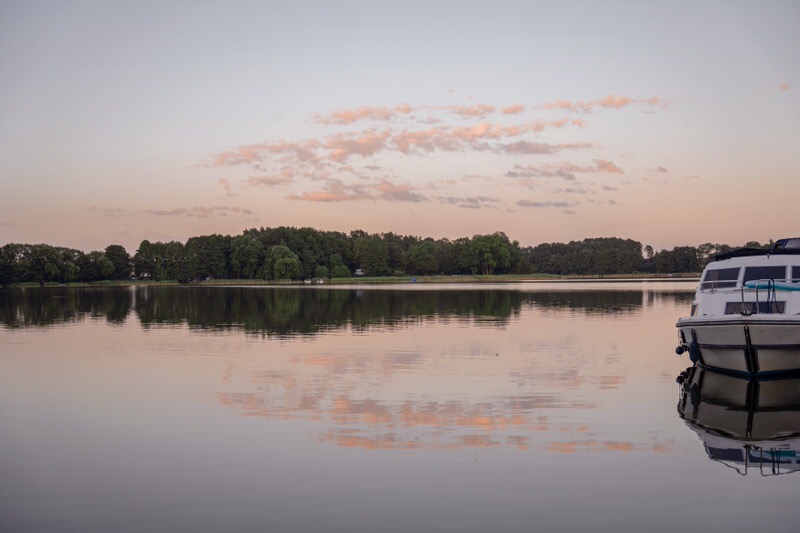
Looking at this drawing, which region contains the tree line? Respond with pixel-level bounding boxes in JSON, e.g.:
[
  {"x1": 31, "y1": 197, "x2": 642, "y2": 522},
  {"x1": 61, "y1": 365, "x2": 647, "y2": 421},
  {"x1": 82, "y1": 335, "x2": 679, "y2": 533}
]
[{"x1": 0, "y1": 226, "x2": 772, "y2": 286}]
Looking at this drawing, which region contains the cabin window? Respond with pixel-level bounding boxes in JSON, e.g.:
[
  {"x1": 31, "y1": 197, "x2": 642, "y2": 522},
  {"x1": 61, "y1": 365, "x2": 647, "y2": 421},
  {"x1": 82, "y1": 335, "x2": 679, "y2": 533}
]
[
  {"x1": 793, "y1": 266, "x2": 800, "y2": 283},
  {"x1": 700, "y1": 267, "x2": 739, "y2": 290},
  {"x1": 743, "y1": 265, "x2": 788, "y2": 284},
  {"x1": 725, "y1": 301, "x2": 785, "y2": 314}
]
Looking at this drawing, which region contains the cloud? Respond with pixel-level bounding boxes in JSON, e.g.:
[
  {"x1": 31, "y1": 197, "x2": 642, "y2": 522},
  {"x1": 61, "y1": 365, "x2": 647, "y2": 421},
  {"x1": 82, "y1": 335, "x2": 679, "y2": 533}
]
[
  {"x1": 541, "y1": 94, "x2": 667, "y2": 113},
  {"x1": 143, "y1": 208, "x2": 187, "y2": 216},
  {"x1": 374, "y1": 181, "x2": 426, "y2": 203},
  {"x1": 517, "y1": 200, "x2": 572, "y2": 208},
  {"x1": 550, "y1": 187, "x2": 589, "y2": 194},
  {"x1": 593, "y1": 159, "x2": 624, "y2": 174},
  {"x1": 501, "y1": 141, "x2": 560, "y2": 155},
  {"x1": 102, "y1": 208, "x2": 127, "y2": 217},
  {"x1": 218, "y1": 177, "x2": 237, "y2": 197},
  {"x1": 433, "y1": 195, "x2": 499, "y2": 209},
  {"x1": 204, "y1": 96, "x2": 663, "y2": 213},
  {"x1": 288, "y1": 179, "x2": 427, "y2": 203},
  {"x1": 85, "y1": 206, "x2": 127, "y2": 217},
  {"x1": 315, "y1": 104, "x2": 415, "y2": 125},
  {"x1": 780, "y1": 82, "x2": 791, "y2": 91},
  {"x1": 211, "y1": 140, "x2": 320, "y2": 167},
  {"x1": 501, "y1": 104, "x2": 525, "y2": 115},
  {"x1": 143, "y1": 206, "x2": 253, "y2": 217},
  {"x1": 246, "y1": 175, "x2": 294, "y2": 187},
  {"x1": 444, "y1": 104, "x2": 496, "y2": 117},
  {"x1": 506, "y1": 159, "x2": 623, "y2": 185},
  {"x1": 287, "y1": 179, "x2": 372, "y2": 202},
  {"x1": 325, "y1": 130, "x2": 391, "y2": 162}
]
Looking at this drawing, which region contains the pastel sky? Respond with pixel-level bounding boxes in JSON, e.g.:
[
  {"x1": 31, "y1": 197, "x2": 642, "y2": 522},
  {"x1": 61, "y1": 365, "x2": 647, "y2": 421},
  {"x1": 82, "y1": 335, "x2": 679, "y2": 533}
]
[{"x1": 1, "y1": 1, "x2": 798, "y2": 253}]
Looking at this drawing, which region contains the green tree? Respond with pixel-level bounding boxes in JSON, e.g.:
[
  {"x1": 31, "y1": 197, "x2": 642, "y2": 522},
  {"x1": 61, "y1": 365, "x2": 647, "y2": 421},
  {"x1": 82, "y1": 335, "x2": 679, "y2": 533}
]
[
  {"x1": 133, "y1": 240, "x2": 156, "y2": 279},
  {"x1": 408, "y1": 240, "x2": 438, "y2": 275},
  {"x1": 230, "y1": 235, "x2": 264, "y2": 279},
  {"x1": 470, "y1": 233, "x2": 512, "y2": 275},
  {"x1": 105, "y1": 245, "x2": 131, "y2": 280},
  {"x1": 185, "y1": 235, "x2": 229, "y2": 280},
  {"x1": 354, "y1": 235, "x2": 389, "y2": 276},
  {"x1": 0, "y1": 244, "x2": 23, "y2": 285},
  {"x1": 330, "y1": 264, "x2": 351, "y2": 278},
  {"x1": 313, "y1": 265, "x2": 329, "y2": 279},
  {"x1": 263, "y1": 245, "x2": 301, "y2": 280}
]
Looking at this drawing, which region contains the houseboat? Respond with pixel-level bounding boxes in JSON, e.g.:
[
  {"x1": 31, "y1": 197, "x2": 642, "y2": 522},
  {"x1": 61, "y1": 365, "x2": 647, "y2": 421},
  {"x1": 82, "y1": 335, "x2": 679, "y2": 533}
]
[{"x1": 676, "y1": 238, "x2": 800, "y2": 376}]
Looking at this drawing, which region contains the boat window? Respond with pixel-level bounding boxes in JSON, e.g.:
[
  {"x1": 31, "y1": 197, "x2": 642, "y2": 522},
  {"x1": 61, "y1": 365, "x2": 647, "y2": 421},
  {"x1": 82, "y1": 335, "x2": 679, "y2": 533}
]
[
  {"x1": 793, "y1": 266, "x2": 800, "y2": 283},
  {"x1": 743, "y1": 265, "x2": 788, "y2": 284},
  {"x1": 725, "y1": 301, "x2": 785, "y2": 314},
  {"x1": 700, "y1": 267, "x2": 739, "y2": 289}
]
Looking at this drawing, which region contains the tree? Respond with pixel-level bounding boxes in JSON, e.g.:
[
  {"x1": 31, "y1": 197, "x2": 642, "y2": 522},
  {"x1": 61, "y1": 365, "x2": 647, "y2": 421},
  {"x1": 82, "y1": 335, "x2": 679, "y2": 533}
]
[
  {"x1": 0, "y1": 244, "x2": 22, "y2": 285},
  {"x1": 408, "y1": 240, "x2": 438, "y2": 275},
  {"x1": 79, "y1": 251, "x2": 113, "y2": 282},
  {"x1": 313, "y1": 265, "x2": 329, "y2": 279},
  {"x1": 469, "y1": 233, "x2": 512, "y2": 275},
  {"x1": 263, "y1": 245, "x2": 301, "y2": 280},
  {"x1": 105, "y1": 245, "x2": 131, "y2": 280},
  {"x1": 185, "y1": 235, "x2": 229, "y2": 281},
  {"x1": 133, "y1": 240, "x2": 154, "y2": 279},
  {"x1": 230, "y1": 235, "x2": 264, "y2": 279},
  {"x1": 354, "y1": 235, "x2": 389, "y2": 276}
]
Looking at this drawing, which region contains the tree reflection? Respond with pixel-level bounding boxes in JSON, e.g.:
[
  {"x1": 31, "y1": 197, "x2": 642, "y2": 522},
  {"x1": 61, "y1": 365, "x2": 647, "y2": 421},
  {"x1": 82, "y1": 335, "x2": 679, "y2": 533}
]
[
  {"x1": 0, "y1": 287, "x2": 132, "y2": 328},
  {"x1": 1, "y1": 285, "x2": 693, "y2": 333}
]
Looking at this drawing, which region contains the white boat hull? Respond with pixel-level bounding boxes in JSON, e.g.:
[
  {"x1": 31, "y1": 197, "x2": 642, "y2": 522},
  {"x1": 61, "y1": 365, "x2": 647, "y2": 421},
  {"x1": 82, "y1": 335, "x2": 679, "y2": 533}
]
[{"x1": 677, "y1": 316, "x2": 800, "y2": 376}]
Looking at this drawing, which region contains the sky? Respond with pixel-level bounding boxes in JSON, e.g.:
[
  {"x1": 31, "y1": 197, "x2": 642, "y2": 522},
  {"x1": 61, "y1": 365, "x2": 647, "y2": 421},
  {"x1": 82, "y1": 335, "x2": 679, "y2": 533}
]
[{"x1": 1, "y1": 0, "x2": 798, "y2": 254}]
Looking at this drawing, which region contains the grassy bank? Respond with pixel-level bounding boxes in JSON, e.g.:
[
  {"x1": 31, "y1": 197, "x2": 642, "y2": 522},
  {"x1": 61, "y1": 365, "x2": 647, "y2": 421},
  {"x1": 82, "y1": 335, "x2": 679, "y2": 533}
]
[{"x1": 4, "y1": 272, "x2": 699, "y2": 289}]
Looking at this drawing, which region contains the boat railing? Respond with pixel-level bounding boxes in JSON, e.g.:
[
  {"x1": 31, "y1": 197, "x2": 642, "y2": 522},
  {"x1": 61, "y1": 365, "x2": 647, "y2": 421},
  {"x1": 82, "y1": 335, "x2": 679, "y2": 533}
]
[{"x1": 738, "y1": 278, "x2": 796, "y2": 315}]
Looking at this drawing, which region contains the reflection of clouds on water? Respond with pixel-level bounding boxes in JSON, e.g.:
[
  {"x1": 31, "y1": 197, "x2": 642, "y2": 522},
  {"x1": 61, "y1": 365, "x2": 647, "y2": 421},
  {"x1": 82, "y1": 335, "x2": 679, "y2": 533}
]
[{"x1": 215, "y1": 339, "x2": 658, "y2": 452}]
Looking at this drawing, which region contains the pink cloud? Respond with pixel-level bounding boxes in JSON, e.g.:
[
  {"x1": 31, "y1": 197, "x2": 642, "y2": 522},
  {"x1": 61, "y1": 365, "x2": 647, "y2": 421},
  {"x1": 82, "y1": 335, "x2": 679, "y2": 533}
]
[
  {"x1": 211, "y1": 140, "x2": 320, "y2": 167},
  {"x1": 593, "y1": 159, "x2": 624, "y2": 174},
  {"x1": 445, "y1": 104, "x2": 496, "y2": 117},
  {"x1": 502, "y1": 141, "x2": 560, "y2": 155},
  {"x1": 517, "y1": 200, "x2": 572, "y2": 208},
  {"x1": 218, "y1": 178, "x2": 237, "y2": 197},
  {"x1": 144, "y1": 208, "x2": 187, "y2": 216},
  {"x1": 433, "y1": 195, "x2": 498, "y2": 209},
  {"x1": 374, "y1": 181, "x2": 426, "y2": 203},
  {"x1": 325, "y1": 130, "x2": 391, "y2": 162},
  {"x1": 501, "y1": 104, "x2": 525, "y2": 114},
  {"x1": 393, "y1": 128, "x2": 456, "y2": 154},
  {"x1": 316, "y1": 104, "x2": 415, "y2": 125},
  {"x1": 287, "y1": 179, "x2": 371, "y2": 202},
  {"x1": 246, "y1": 175, "x2": 294, "y2": 187},
  {"x1": 780, "y1": 82, "x2": 791, "y2": 91},
  {"x1": 541, "y1": 94, "x2": 667, "y2": 113},
  {"x1": 287, "y1": 179, "x2": 427, "y2": 203},
  {"x1": 142, "y1": 206, "x2": 253, "y2": 217},
  {"x1": 506, "y1": 159, "x2": 624, "y2": 182}
]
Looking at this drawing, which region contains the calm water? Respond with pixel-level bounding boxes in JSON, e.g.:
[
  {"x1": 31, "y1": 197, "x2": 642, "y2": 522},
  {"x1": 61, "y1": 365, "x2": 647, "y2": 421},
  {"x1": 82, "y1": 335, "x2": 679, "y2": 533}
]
[{"x1": 1, "y1": 282, "x2": 798, "y2": 532}]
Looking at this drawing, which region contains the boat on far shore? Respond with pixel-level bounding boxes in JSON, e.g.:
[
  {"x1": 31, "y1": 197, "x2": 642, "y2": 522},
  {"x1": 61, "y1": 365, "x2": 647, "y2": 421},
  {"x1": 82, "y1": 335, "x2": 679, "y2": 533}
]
[{"x1": 676, "y1": 238, "x2": 800, "y2": 377}]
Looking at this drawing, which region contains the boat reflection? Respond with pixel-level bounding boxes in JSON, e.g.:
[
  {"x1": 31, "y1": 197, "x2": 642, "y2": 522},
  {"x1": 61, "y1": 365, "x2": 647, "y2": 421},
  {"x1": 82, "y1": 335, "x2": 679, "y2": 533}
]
[{"x1": 676, "y1": 366, "x2": 800, "y2": 476}]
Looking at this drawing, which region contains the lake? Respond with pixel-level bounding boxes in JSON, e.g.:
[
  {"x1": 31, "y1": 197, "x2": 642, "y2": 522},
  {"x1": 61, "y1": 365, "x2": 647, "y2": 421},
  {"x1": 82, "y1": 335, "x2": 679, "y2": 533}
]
[{"x1": 1, "y1": 282, "x2": 798, "y2": 532}]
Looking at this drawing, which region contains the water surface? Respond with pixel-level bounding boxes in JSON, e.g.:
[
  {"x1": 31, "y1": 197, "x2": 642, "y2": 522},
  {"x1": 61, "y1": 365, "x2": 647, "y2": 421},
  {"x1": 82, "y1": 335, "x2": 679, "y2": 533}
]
[{"x1": 1, "y1": 283, "x2": 797, "y2": 532}]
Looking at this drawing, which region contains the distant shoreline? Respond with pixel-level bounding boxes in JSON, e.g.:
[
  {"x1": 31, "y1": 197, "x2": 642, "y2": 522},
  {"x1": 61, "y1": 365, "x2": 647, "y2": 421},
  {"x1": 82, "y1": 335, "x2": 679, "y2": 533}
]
[{"x1": 4, "y1": 273, "x2": 700, "y2": 288}]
